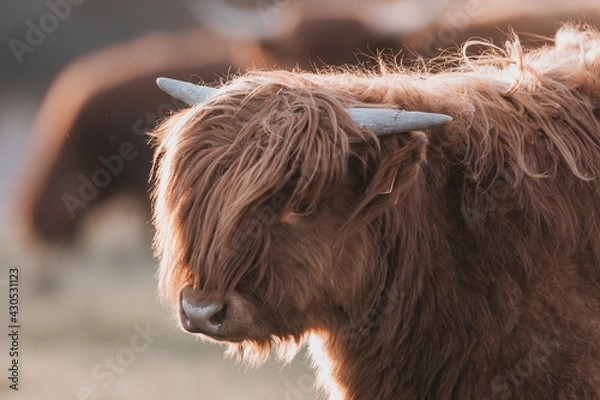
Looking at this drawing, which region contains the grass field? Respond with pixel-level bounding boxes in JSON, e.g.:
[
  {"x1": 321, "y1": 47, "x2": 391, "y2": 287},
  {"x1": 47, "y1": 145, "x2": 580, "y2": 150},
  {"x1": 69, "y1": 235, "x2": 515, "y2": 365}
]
[{"x1": 0, "y1": 213, "x2": 325, "y2": 400}]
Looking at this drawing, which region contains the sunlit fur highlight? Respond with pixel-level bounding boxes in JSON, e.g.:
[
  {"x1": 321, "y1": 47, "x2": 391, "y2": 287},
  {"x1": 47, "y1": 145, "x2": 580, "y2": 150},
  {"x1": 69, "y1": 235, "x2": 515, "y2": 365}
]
[{"x1": 152, "y1": 25, "x2": 600, "y2": 398}]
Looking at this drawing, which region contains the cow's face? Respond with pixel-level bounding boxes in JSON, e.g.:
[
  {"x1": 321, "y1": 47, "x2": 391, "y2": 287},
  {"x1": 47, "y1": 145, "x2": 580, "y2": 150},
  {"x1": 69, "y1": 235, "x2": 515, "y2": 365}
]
[
  {"x1": 152, "y1": 74, "x2": 427, "y2": 356},
  {"x1": 173, "y1": 170, "x2": 371, "y2": 346}
]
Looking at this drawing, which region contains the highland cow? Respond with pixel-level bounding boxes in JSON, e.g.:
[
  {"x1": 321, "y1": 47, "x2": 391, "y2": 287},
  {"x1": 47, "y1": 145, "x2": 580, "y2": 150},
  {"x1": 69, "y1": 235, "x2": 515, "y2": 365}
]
[{"x1": 151, "y1": 25, "x2": 600, "y2": 399}]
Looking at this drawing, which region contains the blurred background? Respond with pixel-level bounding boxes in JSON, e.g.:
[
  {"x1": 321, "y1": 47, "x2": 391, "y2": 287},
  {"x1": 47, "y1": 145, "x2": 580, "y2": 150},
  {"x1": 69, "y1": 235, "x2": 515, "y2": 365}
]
[{"x1": 0, "y1": 0, "x2": 598, "y2": 399}]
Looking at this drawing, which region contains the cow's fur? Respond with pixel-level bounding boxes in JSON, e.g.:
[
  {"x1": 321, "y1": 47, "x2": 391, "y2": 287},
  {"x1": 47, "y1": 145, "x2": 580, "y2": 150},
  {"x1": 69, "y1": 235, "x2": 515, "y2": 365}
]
[{"x1": 152, "y1": 26, "x2": 600, "y2": 399}]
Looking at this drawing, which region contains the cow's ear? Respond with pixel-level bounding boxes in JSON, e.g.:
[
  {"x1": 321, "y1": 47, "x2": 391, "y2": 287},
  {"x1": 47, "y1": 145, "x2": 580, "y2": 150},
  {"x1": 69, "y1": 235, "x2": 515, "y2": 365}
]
[{"x1": 354, "y1": 130, "x2": 428, "y2": 207}]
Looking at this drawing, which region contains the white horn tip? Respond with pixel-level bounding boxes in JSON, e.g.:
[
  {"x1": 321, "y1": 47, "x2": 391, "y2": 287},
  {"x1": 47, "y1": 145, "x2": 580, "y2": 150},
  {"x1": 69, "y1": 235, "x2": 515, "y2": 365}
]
[
  {"x1": 156, "y1": 77, "x2": 178, "y2": 93},
  {"x1": 156, "y1": 77, "x2": 217, "y2": 106}
]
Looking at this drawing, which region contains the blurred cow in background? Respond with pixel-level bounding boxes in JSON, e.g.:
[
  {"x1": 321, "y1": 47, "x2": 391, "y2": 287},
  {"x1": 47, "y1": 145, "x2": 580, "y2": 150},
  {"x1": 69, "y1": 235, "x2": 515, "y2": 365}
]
[
  {"x1": 18, "y1": 28, "x2": 241, "y2": 244},
  {"x1": 17, "y1": 0, "x2": 600, "y2": 246}
]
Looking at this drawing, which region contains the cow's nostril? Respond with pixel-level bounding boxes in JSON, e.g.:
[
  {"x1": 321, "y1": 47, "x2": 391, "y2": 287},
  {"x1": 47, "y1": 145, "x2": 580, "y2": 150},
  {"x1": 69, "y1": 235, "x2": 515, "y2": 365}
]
[
  {"x1": 209, "y1": 303, "x2": 227, "y2": 327},
  {"x1": 180, "y1": 296, "x2": 227, "y2": 336}
]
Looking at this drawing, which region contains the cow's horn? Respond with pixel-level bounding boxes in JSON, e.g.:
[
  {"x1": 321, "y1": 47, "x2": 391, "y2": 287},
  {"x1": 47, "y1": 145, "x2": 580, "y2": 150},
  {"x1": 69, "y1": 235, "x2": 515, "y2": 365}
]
[
  {"x1": 155, "y1": 78, "x2": 453, "y2": 133},
  {"x1": 347, "y1": 107, "x2": 452, "y2": 136},
  {"x1": 156, "y1": 77, "x2": 216, "y2": 106}
]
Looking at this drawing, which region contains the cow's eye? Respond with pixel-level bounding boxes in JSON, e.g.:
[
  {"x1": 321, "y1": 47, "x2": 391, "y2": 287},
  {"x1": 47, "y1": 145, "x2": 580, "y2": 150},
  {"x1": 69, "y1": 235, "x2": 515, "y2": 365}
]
[{"x1": 292, "y1": 200, "x2": 311, "y2": 215}]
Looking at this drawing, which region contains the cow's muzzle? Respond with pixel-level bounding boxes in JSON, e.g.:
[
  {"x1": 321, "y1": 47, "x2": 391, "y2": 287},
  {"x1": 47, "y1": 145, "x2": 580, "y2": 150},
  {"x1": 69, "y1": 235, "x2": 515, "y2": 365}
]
[{"x1": 179, "y1": 286, "x2": 228, "y2": 337}]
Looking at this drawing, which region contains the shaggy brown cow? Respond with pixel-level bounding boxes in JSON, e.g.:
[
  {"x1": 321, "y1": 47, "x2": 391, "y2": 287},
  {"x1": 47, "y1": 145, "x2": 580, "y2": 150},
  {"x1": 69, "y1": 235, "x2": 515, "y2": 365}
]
[{"x1": 151, "y1": 25, "x2": 600, "y2": 399}]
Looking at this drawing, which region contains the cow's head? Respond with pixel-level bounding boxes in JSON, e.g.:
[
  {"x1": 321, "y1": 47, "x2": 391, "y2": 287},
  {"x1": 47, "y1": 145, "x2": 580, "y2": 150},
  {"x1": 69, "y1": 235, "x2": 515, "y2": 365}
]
[{"x1": 151, "y1": 72, "x2": 450, "y2": 359}]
